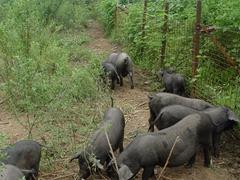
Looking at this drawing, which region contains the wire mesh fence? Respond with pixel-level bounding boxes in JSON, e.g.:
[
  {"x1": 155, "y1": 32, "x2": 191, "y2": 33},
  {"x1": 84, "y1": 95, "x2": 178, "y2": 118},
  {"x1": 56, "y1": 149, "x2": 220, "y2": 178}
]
[
  {"x1": 194, "y1": 28, "x2": 240, "y2": 113},
  {"x1": 114, "y1": 0, "x2": 239, "y2": 115}
]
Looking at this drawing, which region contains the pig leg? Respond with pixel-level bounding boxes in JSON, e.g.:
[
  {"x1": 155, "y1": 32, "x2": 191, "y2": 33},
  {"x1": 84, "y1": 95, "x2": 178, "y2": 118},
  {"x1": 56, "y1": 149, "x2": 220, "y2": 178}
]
[
  {"x1": 111, "y1": 78, "x2": 115, "y2": 90},
  {"x1": 80, "y1": 170, "x2": 90, "y2": 180},
  {"x1": 148, "y1": 110, "x2": 155, "y2": 132},
  {"x1": 185, "y1": 153, "x2": 196, "y2": 168},
  {"x1": 119, "y1": 135, "x2": 124, "y2": 153},
  {"x1": 106, "y1": 157, "x2": 118, "y2": 179},
  {"x1": 212, "y1": 133, "x2": 221, "y2": 158},
  {"x1": 119, "y1": 76, "x2": 123, "y2": 86},
  {"x1": 203, "y1": 146, "x2": 212, "y2": 167},
  {"x1": 142, "y1": 166, "x2": 155, "y2": 180}
]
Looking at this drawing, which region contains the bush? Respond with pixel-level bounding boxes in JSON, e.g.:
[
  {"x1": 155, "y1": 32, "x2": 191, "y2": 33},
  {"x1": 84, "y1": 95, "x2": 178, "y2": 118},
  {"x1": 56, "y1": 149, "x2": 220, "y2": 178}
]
[
  {"x1": 97, "y1": 0, "x2": 116, "y2": 35},
  {"x1": 0, "y1": 0, "x2": 110, "y2": 170}
]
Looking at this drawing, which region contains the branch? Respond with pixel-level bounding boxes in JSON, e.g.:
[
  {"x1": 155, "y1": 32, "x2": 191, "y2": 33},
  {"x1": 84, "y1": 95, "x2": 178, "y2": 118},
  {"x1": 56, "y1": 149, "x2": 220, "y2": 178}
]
[
  {"x1": 0, "y1": 97, "x2": 10, "y2": 105},
  {"x1": 51, "y1": 173, "x2": 75, "y2": 180},
  {"x1": 157, "y1": 136, "x2": 179, "y2": 180},
  {"x1": 136, "y1": 101, "x2": 147, "y2": 108},
  {"x1": 0, "y1": 122, "x2": 9, "y2": 125},
  {"x1": 104, "y1": 129, "x2": 119, "y2": 174}
]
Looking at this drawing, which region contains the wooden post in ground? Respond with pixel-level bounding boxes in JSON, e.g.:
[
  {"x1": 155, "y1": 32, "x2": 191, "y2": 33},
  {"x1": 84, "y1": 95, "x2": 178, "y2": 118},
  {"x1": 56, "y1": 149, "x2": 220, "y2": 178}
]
[
  {"x1": 159, "y1": 0, "x2": 169, "y2": 68},
  {"x1": 191, "y1": 0, "x2": 202, "y2": 97},
  {"x1": 140, "y1": 0, "x2": 148, "y2": 58},
  {"x1": 114, "y1": 0, "x2": 119, "y2": 36}
]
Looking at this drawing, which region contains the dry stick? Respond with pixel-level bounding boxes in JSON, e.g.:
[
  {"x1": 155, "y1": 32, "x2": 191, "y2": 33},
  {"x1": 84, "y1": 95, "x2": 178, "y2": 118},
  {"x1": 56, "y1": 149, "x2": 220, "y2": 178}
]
[
  {"x1": 157, "y1": 136, "x2": 180, "y2": 180},
  {"x1": 136, "y1": 101, "x2": 147, "y2": 107},
  {"x1": 50, "y1": 173, "x2": 75, "y2": 180},
  {"x1": 99, "y1": 173, "x2": 109, "y2": 180},
  {"x1": 161, "y1": 176, "x2": 172, "y2": 180},
  {"x1": 0, "y1": 122, "x2": 9, "y2": 125},
  {"x1": 0, "y1": 98, "x2": 8, "y2": 105},
  {"x1": 140, "y1": 0, "x2": 148, "y2": 58},
  {"x1": 0, "y1": 94, "x2": 13, "y2": 106},
  {"x1": 104, "y1": 129, "x2": 119, "y2": 174},
  {"x1": 41, "y1": 169, "x2": 70, "y2": 177}
]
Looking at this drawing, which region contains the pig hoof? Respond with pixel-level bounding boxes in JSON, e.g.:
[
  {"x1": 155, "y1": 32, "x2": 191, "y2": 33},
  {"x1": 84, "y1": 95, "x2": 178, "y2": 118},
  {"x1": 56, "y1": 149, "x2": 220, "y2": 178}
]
[
  {"x1": 204, "y1": 162, "x2": 211, "y2": 168},
  {"x1": 185, "y1": 164, "x2": 193, "y2": 168}
]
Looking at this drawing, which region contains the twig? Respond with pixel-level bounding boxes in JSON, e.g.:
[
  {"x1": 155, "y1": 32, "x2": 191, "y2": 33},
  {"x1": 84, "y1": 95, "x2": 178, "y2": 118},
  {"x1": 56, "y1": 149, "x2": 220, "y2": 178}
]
[
  {"x1": 0, "y1": 122, "x2": 9, "y2": 125},
  {"x1": 0, "y1": 97, "x2": 9, "y2": 105},
  {"x1": 161, "y1": 175, "x2": 172, "y2": 180},
  {"x1": 157, "y1": 136, "x2": 179, "y2": 180},
  {"x1": 40, "y1": 169, "x2": 70, "y2": 177},
  {"x1": 104, "y1": 129, "x2": 119, "y2": 174},
  {"x1": 99, "y1": 173, "x2": 109, "y2": 180},
  {"x1": 50, "y1": 173, "x2": 75, "y2": 180},
  {"x1": 136, "y1": 101, "x2": 147, "y2": 107}
]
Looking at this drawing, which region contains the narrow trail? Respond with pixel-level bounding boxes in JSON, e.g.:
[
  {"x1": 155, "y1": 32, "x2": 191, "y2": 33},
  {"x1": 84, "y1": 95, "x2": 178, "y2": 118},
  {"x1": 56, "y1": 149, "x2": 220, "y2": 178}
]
[
  {"x1": 86, "y1": 20, "x2": 150, "y2": 145},
  {"x1": 85, "y1": 20, "x2": 236, "y2": 180}
]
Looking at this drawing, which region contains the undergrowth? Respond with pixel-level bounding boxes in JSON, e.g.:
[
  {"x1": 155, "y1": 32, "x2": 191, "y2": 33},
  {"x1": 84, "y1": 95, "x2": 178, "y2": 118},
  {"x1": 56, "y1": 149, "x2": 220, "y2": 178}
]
[
  {"x1": 95, "y1": 0, "x2": 240, "y2": 118},
  {"x1": 0, "y1": 0, "x2": 111, "y2": 171}
]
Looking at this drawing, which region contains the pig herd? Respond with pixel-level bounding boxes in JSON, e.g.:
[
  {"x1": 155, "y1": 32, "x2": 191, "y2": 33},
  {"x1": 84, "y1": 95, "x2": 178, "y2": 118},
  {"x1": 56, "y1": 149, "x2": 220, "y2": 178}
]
[{"x1": 0, "y1": 52, "x2": 239, "y2": 180}]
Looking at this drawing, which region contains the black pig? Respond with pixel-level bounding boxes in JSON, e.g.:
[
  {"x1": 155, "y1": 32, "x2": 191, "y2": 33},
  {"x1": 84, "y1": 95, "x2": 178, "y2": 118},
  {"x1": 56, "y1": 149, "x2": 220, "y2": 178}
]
[
  {"x1": 148, "y1": 92, "x2": 214, "y2": 132},
  {"x1": 117, "y1": 113, "x2": 214, "y2": 180},
  {"x1": 70, "y1": 107, "x2": 125, "y2": 179},
  {"x1": 1, "y1": 140, "x2": 41, "y2": 180}
]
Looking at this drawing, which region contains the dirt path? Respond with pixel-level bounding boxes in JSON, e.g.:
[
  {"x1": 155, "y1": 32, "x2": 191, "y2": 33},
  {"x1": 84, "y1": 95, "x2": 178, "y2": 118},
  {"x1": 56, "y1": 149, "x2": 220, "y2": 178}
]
[
  {"x1": 85, "y1": 20, "x2": 237, "y2": 180},
  {"x1": 0, "y1": 100, "x2": 27, "y2": 143}
]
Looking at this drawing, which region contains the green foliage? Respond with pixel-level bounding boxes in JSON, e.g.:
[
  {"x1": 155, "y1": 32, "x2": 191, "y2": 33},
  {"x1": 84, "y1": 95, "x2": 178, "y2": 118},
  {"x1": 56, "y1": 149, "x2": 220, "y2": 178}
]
[
  {"x1": 0, "y1": 133, "x2": 8, "y2": 150},
  {"x1": 95, "y1": 0, "x2": 240, "y2": 118},
  {"x1": 0, "y1": 133, "x2": 8, "y2": 164},
  {"x1": 0, "y1": 0, "x2": 110, "y2": 171},
  {"x1": 96, "y1": 1, "x2": 195, "y2": 70},
  {"x1": 203, "y1": 0, "x2": 240, "y2": 29},
  {"x1": 97, "y1": 0, "x2": 116, "y2": 35}
]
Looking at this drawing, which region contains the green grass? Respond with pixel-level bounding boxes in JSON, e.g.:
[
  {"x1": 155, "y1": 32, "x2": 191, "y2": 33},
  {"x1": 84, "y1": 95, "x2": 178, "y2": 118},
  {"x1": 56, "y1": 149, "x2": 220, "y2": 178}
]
[{"x1": 0, "y1": 0, "x2": 111, "y2": 171}]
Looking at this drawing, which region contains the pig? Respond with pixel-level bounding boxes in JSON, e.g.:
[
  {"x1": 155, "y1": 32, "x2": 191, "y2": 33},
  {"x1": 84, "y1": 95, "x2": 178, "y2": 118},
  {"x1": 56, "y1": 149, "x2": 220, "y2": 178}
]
[
  {"x1": 0, "y1": 164, "x2": 36, "y2": 180},
  {"x1": 70, "y1": 107, "x2": 125, "y2": 179},
  {"x1": 148, "y1": 92, "x2": 214, "y2": 132},
  {"x1": 1, "y1": 140, "x2": 41, "y2": 180},
  {"x1": 117, "y1": 113, "x2": 214, "y2": 180},
  {"x1": 157, "y1": 69, "x2": 186, "y2": 96}
]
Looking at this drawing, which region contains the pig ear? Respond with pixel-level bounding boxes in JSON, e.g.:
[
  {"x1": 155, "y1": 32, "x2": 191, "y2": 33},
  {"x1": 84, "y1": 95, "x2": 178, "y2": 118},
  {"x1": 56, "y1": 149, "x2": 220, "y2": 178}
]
[
  {"x1": 227, "y1": 109, "x2": 240, "y2": 122},
  {"x1": 158, "y1": 70, "x2": 164, "y2": 77},
  {"x1": 124, "y1": 58, "x2": 128, "y2": 64},
  {"x1": 148, "y1": 94, "x2": 154, "y2": 100},
  {"x1": 211, "y1": 118, "x2": 222, "y2": 127},
  {"x1": 118, "y1": 164, "x2": 133, "y2": 180},
  {"x1": 69, "y1": 152, "x2": 82, "y2": 162}
]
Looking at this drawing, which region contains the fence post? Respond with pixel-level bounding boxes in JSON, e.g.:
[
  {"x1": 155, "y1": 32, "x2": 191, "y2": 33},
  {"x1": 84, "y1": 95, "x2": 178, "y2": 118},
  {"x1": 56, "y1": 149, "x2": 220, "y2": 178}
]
[
  {"x1": 140, "y1": 0, "x2": 148, "y2": 58},
  {"x1": 191, "y1": 0, "x2": 202, "y2": 97},
  {"x1": 114, "y1": 0, "x2": 118, "y2": 36},
  {"x1": 159, "y1": 0, "x2": 169, "y2": 68}
]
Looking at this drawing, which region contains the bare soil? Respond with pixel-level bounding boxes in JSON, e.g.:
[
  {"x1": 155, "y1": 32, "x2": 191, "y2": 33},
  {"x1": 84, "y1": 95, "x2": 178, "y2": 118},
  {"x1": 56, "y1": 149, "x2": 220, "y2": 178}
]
[
  {"x1": 0, "y1": 107, "x2": 26, "y2": 143},
  {"x1": 0, "y1": 20, "x2": 239, "y2": 180}
]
